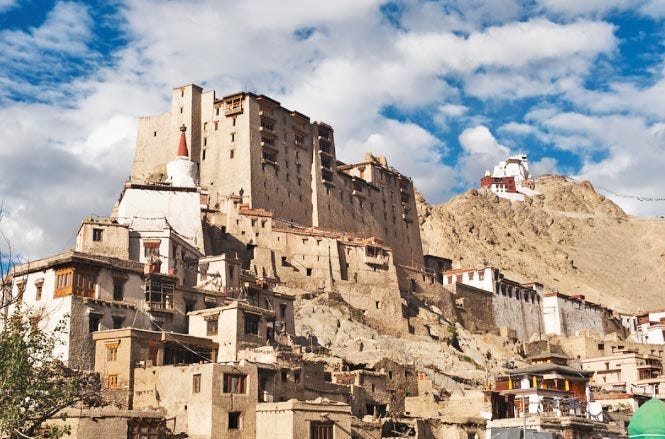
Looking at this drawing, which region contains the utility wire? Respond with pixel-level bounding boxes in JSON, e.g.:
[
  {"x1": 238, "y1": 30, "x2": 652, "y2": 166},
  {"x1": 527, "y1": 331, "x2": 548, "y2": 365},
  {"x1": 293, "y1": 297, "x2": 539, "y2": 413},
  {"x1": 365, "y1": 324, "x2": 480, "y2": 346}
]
[{"x1": 563, "y1": 176, "x2": 665, "y2": 202}]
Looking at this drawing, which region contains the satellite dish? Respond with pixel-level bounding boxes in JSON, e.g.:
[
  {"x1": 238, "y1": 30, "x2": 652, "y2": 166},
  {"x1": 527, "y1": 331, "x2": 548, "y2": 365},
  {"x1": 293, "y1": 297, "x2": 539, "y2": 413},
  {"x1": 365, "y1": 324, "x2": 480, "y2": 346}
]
[{"x1": 588, "y1": 402, "x2": 603, "y2": 417}]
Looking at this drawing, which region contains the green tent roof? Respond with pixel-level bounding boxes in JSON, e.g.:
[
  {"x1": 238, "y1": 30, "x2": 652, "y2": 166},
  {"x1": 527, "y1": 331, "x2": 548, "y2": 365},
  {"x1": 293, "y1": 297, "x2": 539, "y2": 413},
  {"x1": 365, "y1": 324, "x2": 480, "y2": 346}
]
[{"x1": 629, "y1": 398, "x2": 665, "y2": 438}]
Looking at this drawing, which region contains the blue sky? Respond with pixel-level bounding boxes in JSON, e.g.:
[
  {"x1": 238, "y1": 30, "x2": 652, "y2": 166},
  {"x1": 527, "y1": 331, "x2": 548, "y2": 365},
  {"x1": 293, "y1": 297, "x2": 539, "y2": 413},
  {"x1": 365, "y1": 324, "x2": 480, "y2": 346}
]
[{"x1": 0, "y1": 0, "x2": 664, "y2": 259}]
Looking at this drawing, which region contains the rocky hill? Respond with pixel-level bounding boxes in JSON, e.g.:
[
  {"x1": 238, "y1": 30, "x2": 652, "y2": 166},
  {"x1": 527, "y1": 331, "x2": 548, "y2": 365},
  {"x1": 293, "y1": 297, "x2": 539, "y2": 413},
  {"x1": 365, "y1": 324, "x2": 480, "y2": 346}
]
[{"x1": 418, "y1": 175, "x2": 665, "y2": 313}]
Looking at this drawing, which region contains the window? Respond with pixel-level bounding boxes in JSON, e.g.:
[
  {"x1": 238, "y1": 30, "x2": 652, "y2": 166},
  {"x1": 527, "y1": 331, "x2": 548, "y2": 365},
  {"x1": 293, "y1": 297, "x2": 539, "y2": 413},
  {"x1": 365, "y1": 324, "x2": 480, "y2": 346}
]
[
  {"x1": 224, "y1": 97, "x2": 243, "y2": 114},
  {"x1": 261, "y1": 136, "x2": 275, "y2": 146},
  {"x1": 112, "y1": 316, "x2": 124, "y2": 329},
  {"x1": 468, "y1": 271, "x2": 474, "y2": 281},
  {"x1": 128, "y1": 420, "x2": 162, "y2": 439},
  {"x1": 294, "y1": 370, "x2": 301, "y2": 383},
  {"x1": 107, "y1": 374, "x2": 118, "y2": 388},
  {"x1": 295, "y1": 134, "x2": 304, "y2": 145},
  {"x1": 54, "y1": 269, "x2": 73, "y2": 297},
  {"x1": 310, "y1": 422, "x2": 333, "y2": 439},
  {"x1": 244, "y1": 314, "x2": 260, "y2": 335},
  {"x1": 228, "y1": 412, "x2": 241, "y2": 430},
  {"x1": 478, "y1": 270, "x2": 485, "y2": 281},
  {"x1": 192, "y1": 374, "x2": 201, "y2": 393},
  {"x1": 306, "y1": 268, "x2": 312, "y2": 277},
  {"x1": 107, "y1": 346, "x2": 118, "y2": 362},
  {"x1": 113, "y1": 281, "x2": 124, "y2": 301},
  {"x1": 262, "y1": 149, "x2": 277, "y2": 163},
  {"x1": 260, "y1": 117, "x2": 274, "y2": 131},
  {"x1": 223, "y1": 374, "x2": 247, "y2": 393},
  {"x1": 279, "y1": 303, "x2": 287, "y2": 319},
  {"x1": 281, "y1": 369, "x2": 288, "y2": 382},
  {"x1": 144, "y1": 279, "x2": 174, "y2": 310},
  {"x1": 92, "y1": 228, "x2": 104, "y2": 241},
  {"x1": 74, "y1": 271, "x2": 96, "y2": 297},
  {"x1": 202, "y1": 149, "x2": 206, "y2": 160},
  {"x1": 207, "y1": 319, "x2": 218, "y2": 335},
  {"x1": 143, "y1": 241, "x2": 160, "y2": 258},
  {"x1": 214, "y1": 121, "x2": 219, "y2": 130},
  {"x1": 35, "y1": 282, "x2": 43, "y2": 301},
  {"x1": 89, "y1": 314, "x2": 101, "y2": 333},
  {"x1": 231, "y1": 132, "x2": 235, "y2": 142},
  {"x1": 230, "y1": 149, "x2": 235, "y2": 159}
]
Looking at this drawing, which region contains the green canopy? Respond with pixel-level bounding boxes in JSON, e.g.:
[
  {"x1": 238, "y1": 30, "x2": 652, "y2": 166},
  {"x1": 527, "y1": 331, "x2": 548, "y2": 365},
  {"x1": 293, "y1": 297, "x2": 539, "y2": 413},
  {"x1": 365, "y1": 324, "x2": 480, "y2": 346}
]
[{"x1": 629, "y1": 398, "x2": 665, "y2": 438}]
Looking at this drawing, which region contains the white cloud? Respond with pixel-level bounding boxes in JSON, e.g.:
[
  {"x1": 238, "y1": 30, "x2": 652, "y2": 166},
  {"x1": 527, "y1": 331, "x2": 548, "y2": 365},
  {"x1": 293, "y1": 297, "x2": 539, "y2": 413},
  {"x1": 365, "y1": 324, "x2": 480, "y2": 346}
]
[
  {"x1": 565, "y1": 77, "x2": 665, "y2": 120},
  {"x1": 530, "y1": 157, "x2": 559, "y2": 176},
  {"x1": 526, "y1": 111, "x2": 665, "y2": 216},
  {"x1": 0, "y1": 1, "x2": 96, "y2": 103},
  {"x1": 538, "y1": 0, "x2": 665, "y2": 18},
  {"x1": 499, "y1": 122, "x2": 539, "y2": 135},
  {"x1": 397, "y1": 19, "x2": 615, "y2": 73},
  {"x1": 457, "y1": 125, "x2": 511, "y2": 183},
  {"x1": 0, "y1": 0, "x2": 17, "y2": 13},
  {"x1": 433, "y1": 104, "x2": 468, "y2": 131},
  {"x1": 346, "y1": 119, "x2": 455, "y2": 200}
]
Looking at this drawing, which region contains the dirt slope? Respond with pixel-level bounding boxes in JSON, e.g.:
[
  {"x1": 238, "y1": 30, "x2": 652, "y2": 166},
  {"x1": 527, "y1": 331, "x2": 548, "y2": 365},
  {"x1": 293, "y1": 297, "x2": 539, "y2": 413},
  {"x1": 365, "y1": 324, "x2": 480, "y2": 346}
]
[{"x1": 419, "y1": 175, "x2": 665, "y2": 313}]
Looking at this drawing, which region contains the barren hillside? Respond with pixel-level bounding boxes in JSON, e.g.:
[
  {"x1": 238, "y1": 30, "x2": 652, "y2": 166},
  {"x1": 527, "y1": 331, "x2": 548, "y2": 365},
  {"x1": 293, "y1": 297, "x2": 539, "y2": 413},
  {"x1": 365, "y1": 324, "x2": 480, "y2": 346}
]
[{"x1": 419, "y1": 175, "x2": 665, "y2": 313}]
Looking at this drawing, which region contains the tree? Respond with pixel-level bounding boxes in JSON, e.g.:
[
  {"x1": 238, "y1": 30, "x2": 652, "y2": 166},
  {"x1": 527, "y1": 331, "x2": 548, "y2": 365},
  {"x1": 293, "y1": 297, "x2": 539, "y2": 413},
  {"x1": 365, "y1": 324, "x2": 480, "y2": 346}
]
[
  {"x1": 0, "y1": 204, "x2": 19, "y2": 312},
  {"x1": 0, "y1": 308, "x2": 102, "y2": 438}
]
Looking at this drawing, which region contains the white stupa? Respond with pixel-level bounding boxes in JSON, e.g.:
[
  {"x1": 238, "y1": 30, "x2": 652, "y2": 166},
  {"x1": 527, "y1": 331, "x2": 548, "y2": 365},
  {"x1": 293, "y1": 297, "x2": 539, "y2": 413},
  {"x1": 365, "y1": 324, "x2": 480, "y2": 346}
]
[{"x1": 166, "y1": 125, "x2": 197, "y2": 188}]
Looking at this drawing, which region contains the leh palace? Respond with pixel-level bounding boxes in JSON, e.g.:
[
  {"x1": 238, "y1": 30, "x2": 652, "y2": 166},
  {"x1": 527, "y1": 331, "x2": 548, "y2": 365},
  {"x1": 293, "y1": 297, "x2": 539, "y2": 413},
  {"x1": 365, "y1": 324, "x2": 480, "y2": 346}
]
[{"x1": 4, "y1": 84, "x2": 665, "y2": 439}]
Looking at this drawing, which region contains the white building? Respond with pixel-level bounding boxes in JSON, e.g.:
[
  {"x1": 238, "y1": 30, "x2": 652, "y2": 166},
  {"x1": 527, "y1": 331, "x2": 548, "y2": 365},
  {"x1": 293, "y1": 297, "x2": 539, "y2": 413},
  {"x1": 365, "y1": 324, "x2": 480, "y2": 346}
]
[
  {"x1": 542, "y1": 292, "x2": 607, "y2": 338},
  {"x1": 442, "y1": 267, "x2": 544, "y2": 341},
  {"x1": 623, "y1": 310, "x2": 665, "y2": 345},
  {"x1": 480, "y1": 154, "x2": 540, "y2": 201}
]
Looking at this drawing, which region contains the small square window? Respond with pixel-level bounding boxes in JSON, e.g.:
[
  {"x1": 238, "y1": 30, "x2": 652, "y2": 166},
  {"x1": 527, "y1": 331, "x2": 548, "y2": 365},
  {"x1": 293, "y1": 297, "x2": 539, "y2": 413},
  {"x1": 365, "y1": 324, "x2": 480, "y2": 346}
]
[
  {"x1": 223, "y1": 374, "x2": 247, "y2": 393},
  {"x1": 244, "y1": 314, "x2": 260, "y2": 335},
  {"x1": 92, "y1": 228, "x2": 104, "y2": 242},
  {"x1": 107, "y1": 374, "x2": 118, "y2": 388},
  {"x1": 112, "y1": 316, "x2": 124, "y2": 329},
  {"x1": 228, "y1": 412, "x2": 241, "y2": 430}
]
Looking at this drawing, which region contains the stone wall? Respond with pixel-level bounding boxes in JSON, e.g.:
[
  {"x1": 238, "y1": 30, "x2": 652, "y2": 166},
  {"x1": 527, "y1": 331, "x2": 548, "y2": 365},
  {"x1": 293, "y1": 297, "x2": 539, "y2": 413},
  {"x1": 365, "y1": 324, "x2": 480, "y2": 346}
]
[
  {"x1": 448, "y1": 283, "x2": 496, "y2": 333},
  {"x1": 492, "y1": 288, "x2": 543, "y2": 341},
  {"x1": 542, "y1": 293, "x2": 605, "y2": 338}
]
